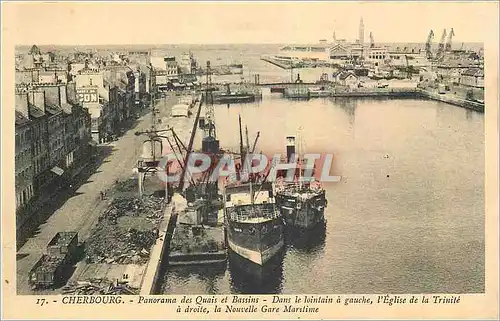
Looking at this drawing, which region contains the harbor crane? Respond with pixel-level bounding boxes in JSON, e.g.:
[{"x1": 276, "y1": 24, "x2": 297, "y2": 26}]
[
  {"x1": 425, "y1": 29, "x2": 434, "y2": 59},
  {"x1": 369, "y1": 32, "x2": 375, "y2": 48},
  {"x1": 185, "y1": 60, "x2": 221, "y2": 202},
  {"x1": 437, "y1": 29, "x2": 447, "y2": 58},
  {"x1": 404, "y1": 55, "x2": 413, "y2": 79},
  {"x1": 445, "y1": 28, "x2": 455, "y2": 52}
]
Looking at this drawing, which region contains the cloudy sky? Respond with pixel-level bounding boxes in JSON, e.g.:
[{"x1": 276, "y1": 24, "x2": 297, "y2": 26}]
[{"x1": 5, "y1": 2, "x2": 497, "y2": 45}]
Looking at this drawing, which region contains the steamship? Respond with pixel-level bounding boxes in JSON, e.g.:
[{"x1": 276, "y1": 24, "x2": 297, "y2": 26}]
[
  {"x1": 224, "y1": 181, "x2": 284, "y2": 265},
  {"x1": 275, "y1": 136, "x2": 327, "y2": 229},
  {"x1": 223, "y1": 116, "x2": 284, "y2": 266}
]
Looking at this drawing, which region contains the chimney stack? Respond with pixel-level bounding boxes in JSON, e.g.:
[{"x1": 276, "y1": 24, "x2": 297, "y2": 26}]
[
  {"x1": 286, "y1": 136, "x2": 296, "y2": 163},
  {"x1": 41, "y1": 85, "x2": 60, "y2": 107},
  {"x1": 15, "y1": 92, "x2": 29, "y2": 119},
  {"x1": 66, "y1": 82, "x2": 77, "y2": 104},
  {"x1": 58, "y1": 84, "x2": 72, "y2": 113},
  {"x1": 28, "y1": 90, "x2": 46, "y2": 113},
  {"x1": 58, "y1": 84, "x2": 68, "y2": 104}
]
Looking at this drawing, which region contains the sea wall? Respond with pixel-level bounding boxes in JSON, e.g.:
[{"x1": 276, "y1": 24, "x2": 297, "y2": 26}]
[
  {"x1": 330, "y1": 87, "x2": 420, "y2": 98},
  {"x1": 327, "y1": 87, "x2": 484, "y2": 112},
  {"x1": 139, "y1": 204, "x2": 176, "y2": 295},
  {"x1": 418, "y1": 89, "x2": 485, "y2": 112}
]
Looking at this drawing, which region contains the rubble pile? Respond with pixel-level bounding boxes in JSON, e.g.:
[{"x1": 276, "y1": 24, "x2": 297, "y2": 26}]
[
  {"x1": 61, "y1": 279, "x2": 138, "y2": 295},
  {"x1": 170, "y1": 226, "x2": 223, "y2": 254},
  {"x1": 85, "y1": 195, "x2": 164, "y2": 264}
]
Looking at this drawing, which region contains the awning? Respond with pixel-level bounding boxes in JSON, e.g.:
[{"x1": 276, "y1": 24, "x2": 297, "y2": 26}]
[{"x1": 51, "y1": 166, "x2": 64, "y2": 176}]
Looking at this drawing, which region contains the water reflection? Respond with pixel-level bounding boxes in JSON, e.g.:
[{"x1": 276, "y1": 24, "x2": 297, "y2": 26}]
[
  {"x1": 333, "y1": 97, "x2": 357, "y2": 126},
  {"x1": 284, "y1": 221, "x2": 327, "y2": 253},
  {"x1": 162, "y1": 262, "x2": 227, "y2": 294},
  {"x1": 466, "y1": 109, "x2": 473, "y2": 121},
  {"x1": 162, "y1": 97, "x2": 484, "y2": 294},
  {"x1": 228, "y1": 249, "x2": 285, "y2": 294}
]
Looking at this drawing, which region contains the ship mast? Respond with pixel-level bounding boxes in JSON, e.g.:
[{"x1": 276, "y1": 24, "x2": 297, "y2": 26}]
[
  {"x1": 238, "y1": 114, "x2": 245, "y2": 164},
  {"x1": 245, "y1": 125, "x2": 254, "y2": 204},
  {"x1": 245, "y1": 126, "x2": 250, "y2": 154},
  {"x1": 297, "y1": 127, "x2": 303, "y2": 189}
]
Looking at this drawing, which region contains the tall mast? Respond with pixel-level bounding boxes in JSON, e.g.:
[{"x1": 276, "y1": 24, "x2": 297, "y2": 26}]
[
  {"x1": 297, "y1": 128, "x2": 303, "y2": 189},
  {"x1": 245, "y1": 125, "x2": 250, "y2": 153},
  {"x1": 238, "y1": 114, "x2": 245, "y2": 164},
  {"x1": 245, "y1": 124, "x2": 253, "y2": 204}
]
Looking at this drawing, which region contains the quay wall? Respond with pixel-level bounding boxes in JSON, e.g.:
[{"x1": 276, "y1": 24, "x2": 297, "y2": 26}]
[
  {"x1": 330, "y1": 88, "x2": 420, "y2": 98},
  {"x1": 418, "y1": 89, "x2": 485, "y2": 113},
  {"x1": 307, "y1": 86, "x2": 485, "y2": 112},
  {"x1": 260, "y1": 56, "x2": 293, "y2": 70},
  {"x1": 139, "y1": 204, "x2": 177, "y2": 295}
]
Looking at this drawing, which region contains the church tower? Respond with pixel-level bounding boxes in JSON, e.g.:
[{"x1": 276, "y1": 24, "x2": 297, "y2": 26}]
[{"x1": 359, "y1": 17, "x2": 365, "y2": 45}]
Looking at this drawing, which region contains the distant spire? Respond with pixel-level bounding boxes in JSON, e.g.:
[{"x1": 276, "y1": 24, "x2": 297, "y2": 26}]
[
  {"x1": 29, "y1": 44, "x2": 41, "y2": 55},
  {"x1": 333, "y1": 31, "x2": 337, "y2": 43},
  {"x1": 359, "y1": 17, "x2": 365, "y2": 45}
]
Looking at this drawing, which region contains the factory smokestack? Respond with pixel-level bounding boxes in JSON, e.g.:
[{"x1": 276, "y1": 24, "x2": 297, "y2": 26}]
[{"x1": 286, "y1": 136, "x2": 296, "y2": 162}]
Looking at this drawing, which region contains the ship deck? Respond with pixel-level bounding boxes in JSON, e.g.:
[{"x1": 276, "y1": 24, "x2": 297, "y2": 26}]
[
  {"x1": 226, "y1": 203, "x2": 280, "y2": 223},
  {"x1": 276, "y1": 183, "x2": 325, "y2": 199}
]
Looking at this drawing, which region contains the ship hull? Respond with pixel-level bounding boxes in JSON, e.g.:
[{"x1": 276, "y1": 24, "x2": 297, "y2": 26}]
[
  {"x1": 228, "y1": 247, "x2": 285, "y2": 293},
  {"x1": 277, "y1": 191, "x2": 326, "y2": 229},
  {"x1": 225, "y1": 217, "x2": 284, "y2": 266},
  {"x1": 214, "y1": 94, "x2": 256, "y2": 104}
]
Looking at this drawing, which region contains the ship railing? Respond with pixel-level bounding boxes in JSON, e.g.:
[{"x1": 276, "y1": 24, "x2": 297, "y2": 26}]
[
  {"x1": 276, "y1": 181, "x2": 324, "y2": 193},
  {"x1": 228, "y1": 204, "x2": 280, "y2": 222}
]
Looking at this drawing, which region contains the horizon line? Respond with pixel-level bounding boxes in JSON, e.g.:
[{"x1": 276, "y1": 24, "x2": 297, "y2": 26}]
[{"x1": 15, "y1": 41, "x2": 484, "y2": 47}]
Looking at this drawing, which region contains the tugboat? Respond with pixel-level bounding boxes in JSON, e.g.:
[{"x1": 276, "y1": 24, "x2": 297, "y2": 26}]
[
  {"x1": 223, "y1": 116, "x2": 284, "y2": 266},
  {"x1": 275, "y1": 135, "x2": 327, "y2": 229}
]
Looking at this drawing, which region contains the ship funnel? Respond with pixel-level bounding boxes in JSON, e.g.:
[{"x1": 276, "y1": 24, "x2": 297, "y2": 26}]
[{"x1": 286, "y1": 136, "x2": 296, "y2": 162}]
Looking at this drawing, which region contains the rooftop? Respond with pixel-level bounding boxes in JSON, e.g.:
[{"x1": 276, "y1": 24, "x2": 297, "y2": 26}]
[
  {"x1": 28, "y1": 44, "x2": 41, "y2": 56},
  {"x1": 462, "y1": 68, "x2": 484, "y2": 77},
  {"x1": 28, "y1": 104, "x2": 45, "y2": 118},
  {"x1": 15, "y1": 110, "x2": 31, "y2": 126},
  {"x1": 338, "y1": 71, "x2": 357, "y2": 80},
  {"x1": 45, "y1": 103, "x2": 62, "y2": 115}
]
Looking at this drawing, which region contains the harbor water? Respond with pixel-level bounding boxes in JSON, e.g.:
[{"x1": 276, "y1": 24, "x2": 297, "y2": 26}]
[{"x1": 161, "y1": 96, "x2": 484, "y2": 294}]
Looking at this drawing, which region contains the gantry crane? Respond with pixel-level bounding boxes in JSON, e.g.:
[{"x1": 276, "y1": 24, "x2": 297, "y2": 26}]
[
  {"x1": 425, "y1": 29, "x2": 434, "y2": 59},
  {"x1": 445, "y1": 28, "x2": 455, "y2": 52},
  {"x1": 437, "y1": 29, "x2": 447, "y2": 59},
  {"x1": 405, "y1": 55, "x2": 412, "y2": 79}
]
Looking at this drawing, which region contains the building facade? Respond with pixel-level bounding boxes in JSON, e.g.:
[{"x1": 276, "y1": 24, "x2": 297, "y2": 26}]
[
  {"x1": 15, "y1": 93, "x2": 35, "y2": 226},
  {"x1": 15, "y1": 83, "x2": 92, "y2": 229},
  {"x1": 460, "y1": 68, "x2": 484, "y2": 88},
  {"x1": 26, "y1": 90, "x2": 50, "y2": 192},
  {"x1": 75, "y1": 68, "x2": 112, "y2": 143}
]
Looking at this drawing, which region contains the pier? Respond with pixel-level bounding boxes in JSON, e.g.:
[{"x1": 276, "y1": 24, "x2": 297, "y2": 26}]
[
  {"x1": 139, "y1": 203, "x2": 175, "y2": 295},
  {"x1": 259, "y1": 82, "x2": 485, "y2": 111},
  {"x1": 418, "y1": 89, "x2": 484, "y2": 112}
]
